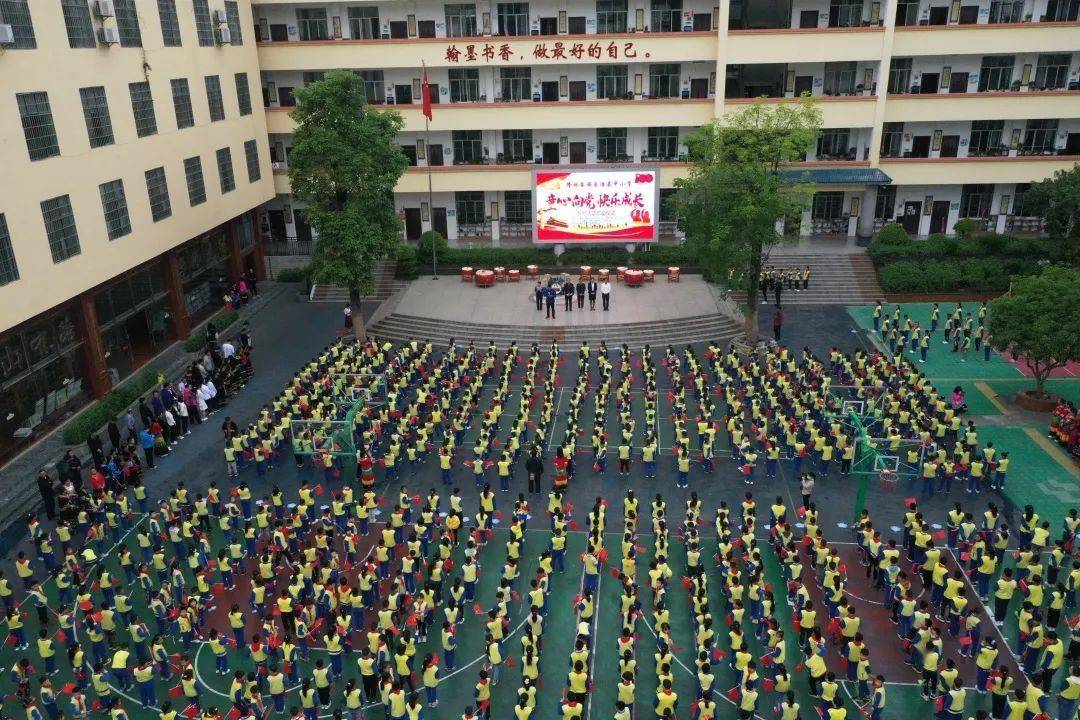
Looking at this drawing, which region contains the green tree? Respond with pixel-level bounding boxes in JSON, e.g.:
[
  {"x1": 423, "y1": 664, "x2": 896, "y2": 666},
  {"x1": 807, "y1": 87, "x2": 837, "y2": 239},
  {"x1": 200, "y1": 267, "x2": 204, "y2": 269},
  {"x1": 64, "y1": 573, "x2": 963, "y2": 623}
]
[
  {"x1": 1022, "y1": 164, "x2": 1080, "y2": 262},
  {"x1": 288, "y1": 70, "x2": 408, "y2": 339},
  {"x1": 674, "y1": 97, "x2": 822, "y2": 342},
  {"x1": 987, "y1": 266, "x2": 1080, "y2": 394}
]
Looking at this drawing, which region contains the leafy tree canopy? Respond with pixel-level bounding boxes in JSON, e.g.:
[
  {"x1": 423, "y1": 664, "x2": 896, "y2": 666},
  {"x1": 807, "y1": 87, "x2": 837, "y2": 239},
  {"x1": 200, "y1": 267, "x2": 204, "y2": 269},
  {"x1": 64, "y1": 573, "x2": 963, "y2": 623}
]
[{"x1": 1023, "y1": 164, "x2": 1080, "y2": 262}]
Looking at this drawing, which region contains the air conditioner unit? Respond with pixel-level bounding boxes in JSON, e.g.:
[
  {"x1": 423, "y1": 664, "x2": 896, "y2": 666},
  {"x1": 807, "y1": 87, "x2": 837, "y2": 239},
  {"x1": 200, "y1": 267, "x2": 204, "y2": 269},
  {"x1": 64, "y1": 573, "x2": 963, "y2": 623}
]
[
  {"x1": 0, "y1": 24, "x2": 14, "y2": 45},
  {"x1": 94, "y1": 0, "x2": 115, "y2": 18},
  {"x1": 98, "y1": 26, "x2": 120, "y2": 45},
  {"x1": 215, "y1": 26, "x2": 232, "y2": 44},
  {"x1": 213, "y1": 8, "x2": 228, "y2": 24}
]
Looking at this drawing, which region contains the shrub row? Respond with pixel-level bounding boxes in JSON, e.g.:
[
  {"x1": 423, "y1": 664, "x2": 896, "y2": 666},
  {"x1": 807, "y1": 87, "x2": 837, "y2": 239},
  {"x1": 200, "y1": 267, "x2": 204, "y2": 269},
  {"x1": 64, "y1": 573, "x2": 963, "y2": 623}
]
[
  {"x1": 417, "y1": 244, "x2": 697, "y2": 270},
  {"x1": 877, "y1": 258, "x2": 1042, "y2": 293},
  {"x1": 869, "y1": 233, "x2": 1055, "y2": 265},
  {"x1": 275, "y1": 266, "x2": 310, "y2": 282},
  {"x1": 61, "y1": 368, "x2": 161, "y2": 445}
]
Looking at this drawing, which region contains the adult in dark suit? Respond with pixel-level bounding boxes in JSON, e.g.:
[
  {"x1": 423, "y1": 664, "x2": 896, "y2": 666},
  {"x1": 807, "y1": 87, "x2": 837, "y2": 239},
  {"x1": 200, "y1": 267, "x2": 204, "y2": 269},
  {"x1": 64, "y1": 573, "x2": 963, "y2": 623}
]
[
  {"x1": 534, "y1": 281, "x2": 544, "y2": 311},
  {"x1": 562, "y1": 281, "x2": 574, "y2": 311},
  {"x1": 587, "y1": 280, "x2": 598, "y2": 310},
  {"x1": 525, "y1": 446, "x2": 544, "y2": 494},
  {"x1": 576, "y1": 280, "x2": 586, "y2": 309},
  {"x1": 544, "y1": 286, "x2": 557, "y2": 319}
]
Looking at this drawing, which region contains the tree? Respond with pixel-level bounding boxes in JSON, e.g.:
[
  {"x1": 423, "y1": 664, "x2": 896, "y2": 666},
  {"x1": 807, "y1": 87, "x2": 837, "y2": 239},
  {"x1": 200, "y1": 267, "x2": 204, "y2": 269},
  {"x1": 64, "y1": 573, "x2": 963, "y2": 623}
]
[
  {"x1": 674, "y1": 97, "x2": 822, "y2": 342},
  {"x1": 1023, "y1": 164, "x2": 1080, "y2": 262},
  {"x1": 987, "y1": 266, "x2": 1080, "y2": 394},
  {"x1": 288, "y1": 71, "x2": 408, "y2": 340}
]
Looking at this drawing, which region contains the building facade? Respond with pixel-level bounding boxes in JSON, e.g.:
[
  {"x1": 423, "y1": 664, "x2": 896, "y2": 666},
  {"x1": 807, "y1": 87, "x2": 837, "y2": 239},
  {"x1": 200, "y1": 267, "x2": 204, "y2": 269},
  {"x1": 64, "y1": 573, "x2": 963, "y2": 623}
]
[
  {"x1": 253, "y1": 0, "x2": 1080, "y2": 245},
  {"x1": 0, "y1": 0, "x2": 273, "y2": 461}
]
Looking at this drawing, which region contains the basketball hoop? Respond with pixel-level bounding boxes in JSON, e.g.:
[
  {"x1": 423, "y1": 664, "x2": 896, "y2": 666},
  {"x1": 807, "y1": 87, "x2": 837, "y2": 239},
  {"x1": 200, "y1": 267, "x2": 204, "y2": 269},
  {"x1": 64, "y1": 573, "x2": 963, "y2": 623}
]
[{"x1": 877, "y1": 470, "x2": 898, "y2": 492}]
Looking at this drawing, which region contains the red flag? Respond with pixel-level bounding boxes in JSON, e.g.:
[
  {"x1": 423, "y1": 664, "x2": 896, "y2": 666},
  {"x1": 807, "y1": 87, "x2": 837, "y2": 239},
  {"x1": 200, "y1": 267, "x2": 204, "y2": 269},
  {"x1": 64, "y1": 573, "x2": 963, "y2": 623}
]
[{"x1": 421, "y1": 68, "x2": 433, "y2": 121}]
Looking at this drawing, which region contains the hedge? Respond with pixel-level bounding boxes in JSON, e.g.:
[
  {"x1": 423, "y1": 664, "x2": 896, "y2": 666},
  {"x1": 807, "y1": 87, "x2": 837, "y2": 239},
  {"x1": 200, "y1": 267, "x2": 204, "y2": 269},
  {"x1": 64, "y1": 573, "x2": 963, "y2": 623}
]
[
  {"x1": 61, "y1": 368, "x2": 161, "y2": 445},
  {"x1": 183, "y1": 309, "x2": 240, "y2": 352},
  {"x1": 430, "y1": 244, "x2": 696, "y2": 270},
  {"x1": 868, "y1": 233, "x2": 1055, "y2": 266},
  {"x1": 276, "y1": 267, "x2": 309, "y2": 282},
  {"x1": 394, "y1": 243, "x2": 419, "y2": 279},
  {"x1": 877, "y1": 258, "x2": 1041, "y2": 293}
]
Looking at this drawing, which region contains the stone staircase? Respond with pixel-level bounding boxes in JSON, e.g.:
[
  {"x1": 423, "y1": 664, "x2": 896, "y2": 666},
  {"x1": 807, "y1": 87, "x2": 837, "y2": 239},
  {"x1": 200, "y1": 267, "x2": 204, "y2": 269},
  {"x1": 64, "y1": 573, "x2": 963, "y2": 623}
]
[
  {"x1": 733, "y1": 250, "x2": 883, "y2": 306},
  {"x1": 367, "y1": 312, "x2": 743, "y2": 349},
  {"x1": 309, "y1": 260, "x2": 406, "y2": 303}
]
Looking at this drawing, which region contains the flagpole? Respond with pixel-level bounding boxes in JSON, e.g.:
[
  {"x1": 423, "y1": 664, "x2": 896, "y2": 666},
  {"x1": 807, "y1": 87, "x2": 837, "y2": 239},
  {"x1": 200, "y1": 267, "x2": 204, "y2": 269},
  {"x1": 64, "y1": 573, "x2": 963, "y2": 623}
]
[{"x1": 422, "y1": 61, "x2": 438, "y2": 280}]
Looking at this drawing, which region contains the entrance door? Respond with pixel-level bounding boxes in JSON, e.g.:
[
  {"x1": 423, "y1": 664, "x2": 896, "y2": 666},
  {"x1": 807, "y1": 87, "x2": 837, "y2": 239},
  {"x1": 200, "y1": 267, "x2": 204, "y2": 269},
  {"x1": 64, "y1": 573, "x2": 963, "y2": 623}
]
[
  {"x1": 928, "y1": 6, "x2": 948, "y2": 23},
  {"x1": 427, "y1": 84, "x2": 440, "y2": 105},
  {"x1": 294, "y1": 211, "x2": 313, "y2": 243},
  {"x1": 568, "y1": 16, "x2": 586, "y2": 33},
  {"x1": 939, "y1": 135, "x2": 960, "y2": 158},
  {"x1": 432, "y1": 207, "x2": 448, "y2": 239},
  {"x1": 568, "y1": 81, "x2": 587, "y2": 100},
  {"x1": 267, "y1": 210, "x2": 287, "y2": 241},
  {"x1": 539, "y1": 16, "x2": 557, "y2": 34},
  {"x1": 930, "y1": 201, "x2": 950, "y2": 234},
  {"x1": 1064, "y1": 132, "x2": 1080, "y2": 155},
  {"x1": 404, "y1": 208, "x2": 422, "y2": 240},
  {"x1": 402, "y1": 145, "x2": 417, "y2": 166},
  {"x1": 920, "y1": 73, "x2": 939, "y2": 93},
  {"x1": 689, "y1": 78, "x2": 709, "y2": 98},
  {"x1": 799, "y1": 10, "x2": 819, "y2": 27},
  {"x1": 428, "y1": 144, "x2": 444, "y2": 167},
  {"x1": 794, "y1": 76, "x2": 814, "y2": 96},
  {"x1": 958, "y1": 5, "x2": 979, "y2": 23},
  {"x1": 389, "y1": 20, "x2": 408, "y2": 38},
  {"x1": 693, "y1": 12, "x2": 711, "y2": 30},
  {"x1": 949, "y1": 72, "x2": 969, "y2": 93},
  {"x1": 541, "y1": 81, "x2": 559, "y2": 101},
  {"x1": 395, "y1": 85, "x2": 413, "y2": 104},
  {"x1": 541, "y1": 142, "x2": 560, "y2": 164},
  {"x1": 910, "y1": 136, "x2": 931, "y2": 157},
  {"x1": 269, "y1": 24, "x2": 288, "y2": 41},
  {"x1": 569, "y1": 142, "x2": 586, "y2": 164},
  {"x1": 901, "y1": 202, "x2": 922, "y2": 234},
  {"x1": 417, "y1": 20, "x2": 436, "y2": 37}
]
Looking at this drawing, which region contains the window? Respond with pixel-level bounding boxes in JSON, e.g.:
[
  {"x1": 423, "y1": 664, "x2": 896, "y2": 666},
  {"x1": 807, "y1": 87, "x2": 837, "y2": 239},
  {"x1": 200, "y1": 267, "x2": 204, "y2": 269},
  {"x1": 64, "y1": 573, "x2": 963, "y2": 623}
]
[
  {"x1": 114, "y1": 0, "x2": 141, "y2": 46},
  {"x1": 129, "y1": 81, "x2": 158, "y2": 137},
  {"x1": 497, "y1": 3, "x2": 529, "y2": 36},
  {"x1": 349, "y1": 6, "x2": 380, "y2": 38},
  {"x1": 445, "y1": 4, "x2": 477, "y2": 37},
  {"x1": 505, "y1": 191, "x2": 531, "y2": 224},
  {"x1": 1012, "y1": 183, "x2": 1032, "y2": 216},
  {"x1": 650, "y1": 0, "x2": 682, "y2": 32},
  {"x1": 184, "y1": 156, "x2": 206, "y2": 206},
  {"x1": 216, "y1": 147, "x2": 235, "y2": 192},
  {"x1": 0, "y1": 214, "x2": 17, "y2": 285},
  {"x1": 60, "y1": 0, "x2": 95, "y2": 48},
  {"x1": 817, "y1": 128, "x2": 851, "y2": 158},
  {"x1": 79, "y1": 87, "x2": 114, "y2": 148},
  {"x1": 887, "y1": 58, "x2": 913, "y2": 94},
  {"x1": 597, "y1": 128, "x2": 627, "y2": 161},
  {"x1": 204, "y1": 75, "x2": 225, "y2": 121},
  {"x1": 297, "y1": 8, "x2": 328, "y2": 40},
  {"x1": 597, "y1": 65, "x2": 628, "y2": 99},
  {"x1": 895, "y1": 0, "x2": 920, "y2": 25},
  {"x1": 449, "y1": 69, "x2": 481, "y2": 102},
  {"x1": 969, "y1": 120, "x2": 1004, "y2": 155},
  {"x1": 98, "y1": 180, "x2": 131, "y2": 240},
  {"x1": 811, "y1": 192, "x2": 844, "y2": 220},
  {"x1": 234, "y1": 73, "x2": 252, "y2": 116},
  {"x1": 192, "y1": 0, "x2": 213, "y2": 46},
  {"x1": 647, "y1": 127, "x2": 678, "y2": 159},
  {"x1": 880, "y1": 122, "x2": 903, "y2": 157},
  {"x1": 224, "y1": 1, "x2": 242, "y2": 44},
  {"x1": 823, "y1": 62, "x2": 857, "y2": 96},
  {"x1": 502, "y1": 129, "x2": 532, "y2": 162},
  {"x1": 649, "y1": 64, "x2": 680, "y2": 98},
  {"x1": 356, "y1": 70, "x2": 385, "y2": 104},
  {"x1": 40, "y1": 195, "x2": 81, "y2": 263},
  {"x1": 1023, "y1": 119, "x2": 1058, "y2": 153},
  {"x1": 959, "y1": 184, "x2": 993, "y2": 218},
  {"x1": 500, "y1": 67, "x2": 531, "y2": 101},
  {"x1": 170, "y1": 79, "x2": 194, "y2": 129},
  {"x1": 1034, "y1": 54, "x2": 1071, "y2": 90},
  {"x1": 828, "y1": 0, "x2": 862, "y2": 27},
  {"x1": 244, "y1": 139, "x2": 262, "y2": 182},
  {"x1": 874, "y1": 186, "x2": 897, "y2": 220},
  {"x1": 16, "y1": 92, "x2": 59, "y2": 161},
  {"x1": 302, "y1": 71, "x2": 325, "y2": 86},
  {"x1": 145, "y1": 167, "x2": 172, "y2": 222},
  {"x1": 0, "y1": 0, "x2": 36, "y2": 48},
  {"x1": 978, "y1": 55, "x2": 1015, "y2": 92},
  {"x1": 988, "y1": 1, "x2": 1023, "y2": 23},
  {"x1": 157, "y1": 0, "x2": 181, "y2": 45},
  {"x1": 659, "y1": 188, "x2": 676, "y2": 222},
  {"x1": 455, "y1": 191, "x2": 486, "y2": 224},
  {"x1": 452, "y1": 131, "x2": 483, "y2": 164},
  {"x1": 596, "y1": 0, "x2": 628, "y2": 32}
]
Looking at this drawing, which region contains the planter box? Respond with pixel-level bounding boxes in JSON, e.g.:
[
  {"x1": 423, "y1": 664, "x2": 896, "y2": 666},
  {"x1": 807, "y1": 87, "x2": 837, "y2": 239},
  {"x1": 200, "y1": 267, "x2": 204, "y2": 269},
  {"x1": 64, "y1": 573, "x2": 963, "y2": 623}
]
[
  {"x1": 884, "y1": 291, "x2": 1004, "y2": 303},
  {"x1": 1014, "y1": 390, "x2": 1060, "y2": 413}
]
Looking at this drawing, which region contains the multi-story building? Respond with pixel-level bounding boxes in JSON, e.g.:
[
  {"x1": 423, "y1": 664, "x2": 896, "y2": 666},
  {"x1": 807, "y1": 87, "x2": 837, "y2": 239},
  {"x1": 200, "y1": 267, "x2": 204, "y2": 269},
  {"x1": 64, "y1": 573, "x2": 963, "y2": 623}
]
[
  {"x1": 0, "y1": 0, "x2": 273, "y2": 460},
  {"x1": 254, "y1": 0, "x2": 1079, "y2": 244}
]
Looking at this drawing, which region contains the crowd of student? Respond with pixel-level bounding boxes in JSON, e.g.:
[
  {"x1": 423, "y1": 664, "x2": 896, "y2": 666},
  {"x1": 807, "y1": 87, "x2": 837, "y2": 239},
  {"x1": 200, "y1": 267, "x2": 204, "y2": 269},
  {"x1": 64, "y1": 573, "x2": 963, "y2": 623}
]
[
  {"x1": 871, "y1": 302, "x2": 993, "y2": 364},
  {"x1": 1049, "y1": 402, "x2": 1079, "y2": 460}
]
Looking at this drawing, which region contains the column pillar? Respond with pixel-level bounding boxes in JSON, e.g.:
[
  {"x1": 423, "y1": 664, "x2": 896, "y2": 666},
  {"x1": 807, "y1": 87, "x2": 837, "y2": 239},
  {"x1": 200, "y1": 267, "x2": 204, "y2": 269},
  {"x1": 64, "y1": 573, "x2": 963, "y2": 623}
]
[
  {"x1": 249, "y1": 210, "x2": 267, "y2": 281},
  {"x1": 77, "y1": 294, "x2": 111, "y2": 399},
  {"x1": 224, "y1": 221, "x2": 243, "y2": 283},
  {"x1": 857, "y1": 187, "x2": 878, "y2": 239},
  {"x1": 163, "y1": 250, "x2": 191, "y2": 340}
]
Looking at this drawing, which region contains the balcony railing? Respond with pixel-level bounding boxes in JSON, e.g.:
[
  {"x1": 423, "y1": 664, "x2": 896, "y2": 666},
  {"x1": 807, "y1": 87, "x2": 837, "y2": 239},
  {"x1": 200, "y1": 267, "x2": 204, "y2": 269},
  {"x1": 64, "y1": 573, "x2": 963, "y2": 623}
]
[
  {"x1": 500, "y1": 222, "x2": 531, "y2": 237},
  {"x1": 264, "y1": 240, "x2": 314, "y2": 256},
  {"x1": 457, "y1": 223, "x2": 490, "y2": 237},
  {"x1": 256, "y1": 25, "x2": 715, "y2": 44}
]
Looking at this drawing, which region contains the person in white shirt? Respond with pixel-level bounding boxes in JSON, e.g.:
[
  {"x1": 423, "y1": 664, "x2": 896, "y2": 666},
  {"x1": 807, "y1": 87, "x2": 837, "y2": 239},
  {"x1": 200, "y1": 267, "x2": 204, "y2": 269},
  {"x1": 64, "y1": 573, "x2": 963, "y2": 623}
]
[
  {"x1": 600, "y1": 280, "x2": 612, "y2": 311},
  {"x1": 221, "y1": 341, "x2": 236, "y2": 359}
]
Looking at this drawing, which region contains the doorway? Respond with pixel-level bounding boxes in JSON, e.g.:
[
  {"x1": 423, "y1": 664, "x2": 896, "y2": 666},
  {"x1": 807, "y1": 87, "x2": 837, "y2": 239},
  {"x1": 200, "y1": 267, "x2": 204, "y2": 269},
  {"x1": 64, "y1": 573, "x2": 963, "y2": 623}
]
[
  {"x1": 269, "y1": 24, "x2": 288, "y2": 41},
  {"x1": 294, "y1": 211, "x2": 313, "y2": 243},
  {"x1": 799, "y1": 10, "x2": 819, "y2": 27},
  {"x1": 569, "y1": 142, "x2": 586, "y2": 164},
  {"x1": 939, "y1": 135, "x2": 960, "y2": 158},
  {"x1": 1064, "y1": 132, "x2": 1080, "y2": 155},
  {"x1": 920, "y1": 73, "x2": 939, "y2": 94},
  {"x1": 427, "y1": 84, "x2": 440, "y2": 105},
  {"x1": 542, "y1": 142, "x2": 560, "y2": 164},
  {"x1": 432, "y1": 207, "x2": 448, "y2": 239},
  {"x1": 267, "y1": 210, "x2": 287, "y2": 241},
  {"x1": 569, "y1": 81, "x2": 586, "y2": 101},
  {"x1": 930, "y1": 201, "x2": 950, "y2": 234},
  {"x1": 794, "y1": 76, "x2": 814, "y2": 96},
  {"x1": 689, "y1": 78, "x2": 709, "y2": 98},
  {"x1": 928, "y1": 6, "x2": 948, "y2": 23},
  {"x1": 389, "y1": 20, "x2": 408, "y2": 38},
  {"x1": 693, "y1": 12, "x2": 711, "y2": 30},
  {"x1": 541, "y1": 81, "x2": 559, "y2": 101},
  {"x1": 948, "y1": 72, "x2": 969, "y2": 93},
  {"x1": 902, "y1": 201, "x2": 922, "y2": 235},
  {"x1": 958, "y1": 5, "x2": 979, "y2": 22},
  {"x1": 428, "y1": 144, "x2": 444, "y2": 167},
  {"x1": 395, "y1": 85, "x2": 413, "y2": 104},
  {"x1": 539, "y1": 16, "x2": 557, "y2": 34},
  {"x1": 402, "y1": 145, "x2": 417, "y2": 165},
  {"x1": 418, "y1": 20, "x2": 436, "y2": 37},
  {"x1": 910, "y1": 136, "x2": 931, "y2": 157},
  {"x1": 404, "y1": 208, "x2": 422, "y2": 240},
  {"x1": 568, "y1": 16, "x2": 586, "y2": 33}
]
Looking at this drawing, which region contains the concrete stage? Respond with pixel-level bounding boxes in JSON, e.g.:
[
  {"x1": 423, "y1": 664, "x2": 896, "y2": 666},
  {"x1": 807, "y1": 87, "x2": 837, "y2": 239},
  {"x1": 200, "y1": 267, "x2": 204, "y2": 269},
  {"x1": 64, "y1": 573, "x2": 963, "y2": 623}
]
[{"x1": 391, "y1": 273, "x2": 727, "y2": 328}]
